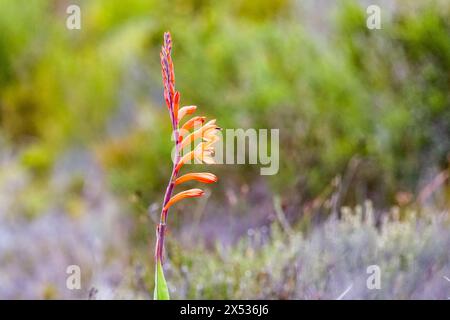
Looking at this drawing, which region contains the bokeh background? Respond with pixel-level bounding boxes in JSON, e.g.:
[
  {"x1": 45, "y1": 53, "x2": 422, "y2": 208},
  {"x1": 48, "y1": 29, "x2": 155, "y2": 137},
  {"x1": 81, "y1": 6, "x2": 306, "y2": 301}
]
[{"x1": 0, "y1": 0, "x2": 449, "y2": 299}]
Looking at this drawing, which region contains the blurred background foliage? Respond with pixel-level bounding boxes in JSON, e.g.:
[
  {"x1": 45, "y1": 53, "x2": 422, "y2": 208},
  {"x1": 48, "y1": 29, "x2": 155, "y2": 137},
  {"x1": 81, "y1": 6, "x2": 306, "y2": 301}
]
[{"x1": 0, "y1": 0, "x2": 449, "y2": 299}]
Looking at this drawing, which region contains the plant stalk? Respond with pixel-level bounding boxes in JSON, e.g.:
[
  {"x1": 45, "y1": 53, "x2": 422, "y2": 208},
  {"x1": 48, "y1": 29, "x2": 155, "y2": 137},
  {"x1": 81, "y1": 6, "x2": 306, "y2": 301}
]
[{"x1": 154, "y1": 125, "x2": 180, "y2": 277}]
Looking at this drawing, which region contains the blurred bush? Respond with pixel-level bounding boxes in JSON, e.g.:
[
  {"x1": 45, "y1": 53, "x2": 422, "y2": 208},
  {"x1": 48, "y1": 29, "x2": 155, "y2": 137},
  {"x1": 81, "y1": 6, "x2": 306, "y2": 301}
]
[
  {"x1": 1, "y1": 0, "x2": 448, "y2": 212},
  {"x1": 165, "y1": 202, "x2": 450, "y2": 299}
]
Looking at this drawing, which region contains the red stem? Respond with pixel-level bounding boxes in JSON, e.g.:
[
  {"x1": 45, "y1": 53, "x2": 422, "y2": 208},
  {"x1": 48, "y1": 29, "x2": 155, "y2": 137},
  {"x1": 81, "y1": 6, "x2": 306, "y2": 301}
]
[{"x1": 155, "y1": 122, "x2": 180, "y2": 264}]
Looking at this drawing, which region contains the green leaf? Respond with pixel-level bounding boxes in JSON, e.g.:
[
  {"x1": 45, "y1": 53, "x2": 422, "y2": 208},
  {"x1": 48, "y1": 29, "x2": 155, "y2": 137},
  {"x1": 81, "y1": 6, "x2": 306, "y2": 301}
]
[{"x1": 153, "y1": 259, "x2": 170, "y2": 300}]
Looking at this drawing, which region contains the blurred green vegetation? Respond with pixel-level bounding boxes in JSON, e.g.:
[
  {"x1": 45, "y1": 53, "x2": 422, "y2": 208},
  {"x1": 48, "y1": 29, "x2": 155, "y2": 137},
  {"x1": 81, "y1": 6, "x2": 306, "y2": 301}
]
[
  {"x1": 0, "y1": 0, "x2": 449, "y2": 212},
  {"x1": 1, "y1": 0, "x2": 450, "y2": 300}
]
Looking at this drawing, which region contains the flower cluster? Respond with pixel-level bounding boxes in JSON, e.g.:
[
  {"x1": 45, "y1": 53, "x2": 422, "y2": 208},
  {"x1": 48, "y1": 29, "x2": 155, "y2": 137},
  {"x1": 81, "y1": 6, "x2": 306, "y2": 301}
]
[{"x1": 154, "y1": 32, "x2": 220, "y2": 300}]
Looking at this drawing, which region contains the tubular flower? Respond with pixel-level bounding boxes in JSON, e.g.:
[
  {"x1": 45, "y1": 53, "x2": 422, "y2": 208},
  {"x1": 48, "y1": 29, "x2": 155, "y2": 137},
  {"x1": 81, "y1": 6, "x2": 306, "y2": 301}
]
[
  {"x1": 175, "y1": 138, "x2": 219, "y2": 171},
  {"x1": 154, "y1": 32, "x2": 220, "y2": 300},
  {"x1": 163, "y1": 188, "x2": 205, "y2": 211},
  {"x1": 175, "y1": 172, "x2": 218, "y2": 185},
  {"x1": 180, "y1": 120, "x2": 220, "y2": 149},
  {"x1": 178, "y1": 105, "x2": 197, "y2": 122},
  {"x1": 181, "y1": 116, "x2": 206, "y2": 132}
]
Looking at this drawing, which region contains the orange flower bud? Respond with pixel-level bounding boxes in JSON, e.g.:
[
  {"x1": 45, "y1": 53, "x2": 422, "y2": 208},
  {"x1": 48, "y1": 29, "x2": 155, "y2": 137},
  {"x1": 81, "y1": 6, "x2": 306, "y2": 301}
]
[
  {"x1": 181, "y1": 116, "x2": 206, "y2": 132},
  {"x1": 173, "y1": 91, "x2": 180, "y2": 121},
  {"x1": 163, "y1": 189, "x2": 205, "y2": 211},
  {"x1": 178, "y1": 106, "x2": 197, "y2": 122},
  {"x1": 175, "y1": 173, "x2": 218, "y2": 185}
]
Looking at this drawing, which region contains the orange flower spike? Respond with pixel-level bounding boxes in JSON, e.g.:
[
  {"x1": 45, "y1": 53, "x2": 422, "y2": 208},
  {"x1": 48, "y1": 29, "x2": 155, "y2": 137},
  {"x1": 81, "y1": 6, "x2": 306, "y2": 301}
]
[
  {"x1": 175, "y1": 173, "x2": 218, "y2": 185},
  {"x1": 163, "y1": 189, "x2": 205, "y2": 211},
  {"x1": 177, "y1": 105, "x2": 197, "y2": 122},
  {"x1": 155, "y1": 32, "x2": 220, "y2": 300}
]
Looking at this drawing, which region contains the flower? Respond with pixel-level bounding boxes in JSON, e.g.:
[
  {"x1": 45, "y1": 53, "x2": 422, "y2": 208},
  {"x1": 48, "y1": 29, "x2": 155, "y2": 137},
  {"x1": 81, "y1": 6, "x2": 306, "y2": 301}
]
[
  {"x1": 163, "y1": 188, "x2": 205, "y2": 211},
  {"x1": 177, "y1": 105, "x2": 197, "y2": 122},
  {"x1": 154, "y1": 31, "x2": 220, "y2": 300},
  {"x1": 181, "y1": 116, "x2": 206, "y2": 132},
  {"x1": 175, "y1": 172, "x2": 218, "y2": 185}
]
